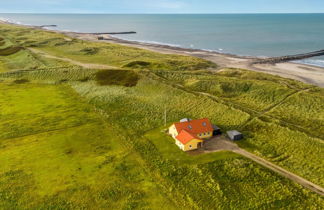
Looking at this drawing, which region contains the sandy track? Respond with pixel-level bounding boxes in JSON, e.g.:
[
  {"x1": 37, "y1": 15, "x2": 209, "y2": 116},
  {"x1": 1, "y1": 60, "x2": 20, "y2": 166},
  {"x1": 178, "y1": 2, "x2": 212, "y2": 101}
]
[
  {"x1": 194, "y1": 137, "x2": 324, "y2": 196},
  {"x1": 29, "y1": 48, "x2": 117, "y2": 69},
  {"x1": 235, "y1": 148, "x2": 324, "y2": 196}
]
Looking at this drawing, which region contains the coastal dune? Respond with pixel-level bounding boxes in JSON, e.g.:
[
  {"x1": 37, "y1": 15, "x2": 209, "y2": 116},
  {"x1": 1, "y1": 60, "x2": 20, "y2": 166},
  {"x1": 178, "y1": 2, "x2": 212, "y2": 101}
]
[
  {"x1": 69, "y1": 32, "x2": 324, "y2": 87},
  {"x1": 1, "y1": 19, "x2": 324, "y2": 87}
]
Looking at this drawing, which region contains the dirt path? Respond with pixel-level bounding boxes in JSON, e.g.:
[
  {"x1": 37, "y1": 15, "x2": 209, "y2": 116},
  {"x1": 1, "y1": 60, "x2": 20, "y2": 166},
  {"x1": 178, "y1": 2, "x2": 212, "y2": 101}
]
[
  {"x1": 197, "y1": 137, "x2": 324, "y2": 196},
  {"x1": 235, "y1": 148, "x2": 324, "y2": 196},
  {"x1": 29, "y1": 48, "x2": 117, "y2": 69}
]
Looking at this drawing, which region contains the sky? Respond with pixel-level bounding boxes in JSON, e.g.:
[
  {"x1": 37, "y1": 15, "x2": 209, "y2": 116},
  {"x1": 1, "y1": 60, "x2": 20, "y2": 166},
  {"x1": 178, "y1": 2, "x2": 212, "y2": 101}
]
[{"x1": 0, "y1": 0, "x2": 324, "y2": 14}]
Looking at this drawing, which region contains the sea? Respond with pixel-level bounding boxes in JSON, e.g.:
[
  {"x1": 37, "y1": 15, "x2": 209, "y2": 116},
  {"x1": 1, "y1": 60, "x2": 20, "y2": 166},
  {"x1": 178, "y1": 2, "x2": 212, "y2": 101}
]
[{"x1": 1, "y1": 13, "x2": 324, "y2": 67}]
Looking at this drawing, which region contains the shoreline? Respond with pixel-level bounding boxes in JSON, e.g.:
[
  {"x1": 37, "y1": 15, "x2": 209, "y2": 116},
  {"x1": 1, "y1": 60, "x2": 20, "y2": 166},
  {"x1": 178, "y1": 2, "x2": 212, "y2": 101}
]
[
  {"x1": 1, "y1": 19, "x2": 324, "y2": 87},
  {"x1": 66, "y1": 31, "x2": 324, "y2": 87}
]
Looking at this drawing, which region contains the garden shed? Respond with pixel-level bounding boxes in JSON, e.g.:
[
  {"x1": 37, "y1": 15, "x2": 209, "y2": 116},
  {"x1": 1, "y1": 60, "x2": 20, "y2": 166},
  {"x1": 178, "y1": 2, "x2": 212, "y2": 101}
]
[
  {"x1": 212, "y1": 125, "x2": 222, "y2": 136},
  {"x1": 227, "y1": 130, "x2": 243, "y2": 141}
]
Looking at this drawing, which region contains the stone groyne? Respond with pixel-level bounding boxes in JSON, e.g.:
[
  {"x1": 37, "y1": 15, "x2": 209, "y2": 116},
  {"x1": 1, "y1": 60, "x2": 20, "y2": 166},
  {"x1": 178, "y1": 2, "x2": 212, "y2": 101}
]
[{"x1": 254, "y1": 49, "x2": 324, "y2": 64}]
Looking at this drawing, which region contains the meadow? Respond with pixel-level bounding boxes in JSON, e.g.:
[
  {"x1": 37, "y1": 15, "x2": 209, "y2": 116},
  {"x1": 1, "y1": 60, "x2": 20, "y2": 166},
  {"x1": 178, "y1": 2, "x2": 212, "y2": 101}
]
[
  {"x1": 0, "y1": 22, "x2": 323, "y2": 209},
  {"x1": 0, "y1": 83, "x2": 177, "y2": 209},
  {"x1": 1, "y1": 82, "x2": 322, "y2": 209}
]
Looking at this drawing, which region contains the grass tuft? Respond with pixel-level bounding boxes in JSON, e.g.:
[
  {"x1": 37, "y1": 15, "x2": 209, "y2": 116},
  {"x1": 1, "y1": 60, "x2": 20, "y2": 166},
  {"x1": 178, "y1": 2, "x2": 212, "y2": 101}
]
[{"x1": 13, "y1": 79, "x2": 29, "y2": 84}]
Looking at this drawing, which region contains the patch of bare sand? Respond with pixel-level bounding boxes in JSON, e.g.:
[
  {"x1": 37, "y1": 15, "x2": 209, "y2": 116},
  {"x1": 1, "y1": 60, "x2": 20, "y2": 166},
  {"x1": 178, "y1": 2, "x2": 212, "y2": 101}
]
[{"x1": 252, "y1": 63, "x2": 324, "y2": 87}]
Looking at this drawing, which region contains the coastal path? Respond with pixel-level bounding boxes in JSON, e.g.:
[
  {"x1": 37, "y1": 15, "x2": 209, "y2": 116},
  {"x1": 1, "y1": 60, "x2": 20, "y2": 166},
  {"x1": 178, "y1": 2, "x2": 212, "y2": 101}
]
[
  {"x1": 29, "y1": 48, "x2": 118, "y2": 69},
  {"x1": 190, "y1": 137, "x2": 324, "y2": 197}
]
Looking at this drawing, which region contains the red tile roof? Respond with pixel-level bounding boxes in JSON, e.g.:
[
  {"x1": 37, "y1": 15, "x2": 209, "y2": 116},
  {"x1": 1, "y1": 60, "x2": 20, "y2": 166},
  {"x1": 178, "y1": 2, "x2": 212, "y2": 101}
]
[
  {"x1": 174, "y1": 118, "x2": 213, "y2": 136},
  {"x1": 176, "y1": 130, "x2": 201, "y2": 145}
]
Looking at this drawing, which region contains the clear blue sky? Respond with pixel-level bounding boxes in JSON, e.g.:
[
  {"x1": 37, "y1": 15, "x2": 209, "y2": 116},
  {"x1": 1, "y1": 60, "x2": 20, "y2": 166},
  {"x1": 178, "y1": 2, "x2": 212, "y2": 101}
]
[{"x1": 1, "y1": 0, "x2": 324, "y2": 14}]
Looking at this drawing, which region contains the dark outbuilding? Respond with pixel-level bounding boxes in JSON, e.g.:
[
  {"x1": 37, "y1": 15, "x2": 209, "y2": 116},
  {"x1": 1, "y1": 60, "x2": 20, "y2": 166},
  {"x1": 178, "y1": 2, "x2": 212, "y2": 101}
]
[
  {"x1": 227, "y1": 130, "x2": 243, "y2": 141},
  {"x1": 213, "y1": 125, "x2": 222, "y2": 136}
]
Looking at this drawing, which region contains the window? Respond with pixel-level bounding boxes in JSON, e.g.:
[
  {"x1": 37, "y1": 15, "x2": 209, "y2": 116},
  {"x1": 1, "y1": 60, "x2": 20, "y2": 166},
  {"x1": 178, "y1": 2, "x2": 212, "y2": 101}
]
[
  {"x1": 189, "y1": 145, "x2": 192, "y2": 148},
  {"x1": 188, "y1": 125, "x2": 192, "y2": 129},
  {"x1": 202, "y1": 122, "x2": 207, "y2": 126}
]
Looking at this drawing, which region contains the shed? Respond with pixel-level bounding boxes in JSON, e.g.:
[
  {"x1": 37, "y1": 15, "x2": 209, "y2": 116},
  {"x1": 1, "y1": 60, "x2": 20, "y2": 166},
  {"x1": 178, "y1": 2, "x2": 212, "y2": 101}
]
[
  {"x1": 227, "y1": 130, "x2": 243, "y2": 141},
  {"x1": 212, "y1": 125, "x2": 222, "y2": 136}
]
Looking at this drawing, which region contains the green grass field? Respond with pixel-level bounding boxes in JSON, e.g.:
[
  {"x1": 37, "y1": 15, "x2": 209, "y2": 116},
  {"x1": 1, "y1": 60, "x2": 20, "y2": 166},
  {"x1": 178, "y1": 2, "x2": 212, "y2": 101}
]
[
  {"x1": 0, "y1": 83, "x2": 177, "y2": 209},
  {"x1": 0, "y1": 22, "x2": 323, "y2": 209}
]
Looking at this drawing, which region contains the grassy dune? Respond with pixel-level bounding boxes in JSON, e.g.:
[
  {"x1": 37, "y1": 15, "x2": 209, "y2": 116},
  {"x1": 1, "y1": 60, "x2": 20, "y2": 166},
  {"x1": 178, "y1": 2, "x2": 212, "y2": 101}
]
[
  {"x1": 0, "y1": 24, "x2": 216, "y2": 71},
  {"x1": 0, "y1": 83, "x2": 177, "y2": 209},
  {"x1": 0, "y1": 22, "x2": 323, "y2": 209}
]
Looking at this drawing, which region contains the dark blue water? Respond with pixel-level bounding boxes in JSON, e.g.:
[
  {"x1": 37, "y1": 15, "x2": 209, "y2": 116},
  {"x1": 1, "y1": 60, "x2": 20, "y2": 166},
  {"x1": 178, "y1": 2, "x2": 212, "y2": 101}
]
[{"x1": 1, "y1": 14, "x2": 324, "y2": 66}]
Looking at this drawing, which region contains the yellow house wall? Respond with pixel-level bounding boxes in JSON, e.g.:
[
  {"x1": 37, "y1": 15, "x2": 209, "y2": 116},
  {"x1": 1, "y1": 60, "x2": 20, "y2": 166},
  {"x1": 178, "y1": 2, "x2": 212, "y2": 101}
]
[
  {"x1": 197, "y1": 131, "x2": 213, "y2": 139},
  {"x1": 183, "y1": 139, "x2": 202, "y2": 151},
  {"x1": 168, "y1": 124, "x2": 179, "y2": 139}
]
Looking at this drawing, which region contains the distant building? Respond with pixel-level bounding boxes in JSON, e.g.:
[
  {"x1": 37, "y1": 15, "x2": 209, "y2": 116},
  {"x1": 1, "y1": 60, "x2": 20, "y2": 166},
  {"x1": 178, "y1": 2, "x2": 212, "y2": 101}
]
[
  {"x1": 227, "y1": 130, "x2": 243, "y2": 141},
  {"x1": 169, "y1": 118, "x2": 214, "y2": 151}
]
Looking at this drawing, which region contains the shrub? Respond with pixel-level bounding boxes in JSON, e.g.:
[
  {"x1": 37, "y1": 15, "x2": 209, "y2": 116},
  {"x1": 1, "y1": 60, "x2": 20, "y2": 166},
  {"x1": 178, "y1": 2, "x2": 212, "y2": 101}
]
[
  {"x1": 80, "y1": 47, "x2": 100, "y2": 55},
  {"x1": 0, "y1": 46, "x2": 24, "y2": 56},
  {"x1": 95, "y1": 70, "x2": 139, "y2": 87},
  {"x1": 123, "y1": 60, "x2": 152, "y2": 69},
  {"x1": 13, "y1": 79, "x2": 29, "y2": 84}
]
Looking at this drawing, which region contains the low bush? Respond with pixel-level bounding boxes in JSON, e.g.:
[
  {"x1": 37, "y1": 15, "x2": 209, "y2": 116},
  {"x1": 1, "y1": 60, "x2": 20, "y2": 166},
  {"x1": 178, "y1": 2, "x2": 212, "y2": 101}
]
[
  {"x1": 0, "y1": 46, "x2": 24, "y2": 56},
  {"x1": 123, "y1": 60, "x2": 152, "y2": 69},
  {"x1": 13, "y1": 79, "x2": 29, "y2": 84},
  {"x1": 80, "y1": 47, "x2": 100, "y2": 55},
  {"x1": 95, "y1": 70, "x2": 139, "y2": 87}
]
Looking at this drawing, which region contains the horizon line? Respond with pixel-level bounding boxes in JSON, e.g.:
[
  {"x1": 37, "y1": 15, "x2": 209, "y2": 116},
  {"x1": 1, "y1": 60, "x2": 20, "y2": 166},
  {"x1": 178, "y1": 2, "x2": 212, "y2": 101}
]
[{"x1": 0, "y1": 12, "x2": 324, "y2": 15}]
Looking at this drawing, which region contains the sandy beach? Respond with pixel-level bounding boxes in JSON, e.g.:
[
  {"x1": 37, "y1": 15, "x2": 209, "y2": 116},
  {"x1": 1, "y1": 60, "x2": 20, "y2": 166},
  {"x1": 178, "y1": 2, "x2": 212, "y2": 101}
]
[
  {"x1": 2, "y1": 20, "x2": 324, "y2": 87},
  {"x1": 59, "y1": 31, "x2": 324, "y2": 87}
]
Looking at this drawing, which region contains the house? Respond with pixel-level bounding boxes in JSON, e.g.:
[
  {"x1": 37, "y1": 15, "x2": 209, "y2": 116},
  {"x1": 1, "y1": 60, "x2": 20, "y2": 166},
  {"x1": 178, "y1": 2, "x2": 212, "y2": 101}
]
[
  {"x1": 175, "y1": 130, "x2": 203, "y2": 151},
  {"x1": 227, "y1": 130, "x2": 243, "y2": 141},
  {"x1": 169, "y1": 118, "x2": 214, "y2": 151}
]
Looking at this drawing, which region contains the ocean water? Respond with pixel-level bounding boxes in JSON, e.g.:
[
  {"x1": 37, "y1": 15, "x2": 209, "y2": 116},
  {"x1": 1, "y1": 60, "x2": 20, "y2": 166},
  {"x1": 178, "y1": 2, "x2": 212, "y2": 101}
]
[{"x1": 1, "y1": 13, "x2": 324, "y2": 67}]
